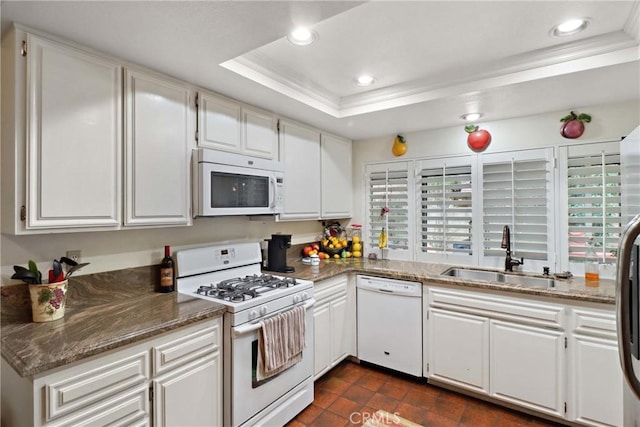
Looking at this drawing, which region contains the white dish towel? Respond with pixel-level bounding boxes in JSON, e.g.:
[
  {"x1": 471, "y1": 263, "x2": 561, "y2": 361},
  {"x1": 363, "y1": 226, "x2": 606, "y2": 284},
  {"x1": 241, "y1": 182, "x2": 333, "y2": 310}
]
[{"x1": 257, "y1": 305, "x2": 306, "y2": 381}]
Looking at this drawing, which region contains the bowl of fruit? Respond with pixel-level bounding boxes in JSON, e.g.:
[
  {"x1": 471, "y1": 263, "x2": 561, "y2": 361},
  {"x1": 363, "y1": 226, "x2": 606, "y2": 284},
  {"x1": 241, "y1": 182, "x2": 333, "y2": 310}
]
[{"x1": 321, "y1": 236, "x2": 350, "y2": 258}]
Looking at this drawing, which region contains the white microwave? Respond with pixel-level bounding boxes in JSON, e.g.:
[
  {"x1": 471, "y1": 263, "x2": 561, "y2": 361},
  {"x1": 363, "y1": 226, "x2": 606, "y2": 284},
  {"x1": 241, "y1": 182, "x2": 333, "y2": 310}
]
[{"x1": 194, "y1": 148, "x2": 285, "y2": 216}]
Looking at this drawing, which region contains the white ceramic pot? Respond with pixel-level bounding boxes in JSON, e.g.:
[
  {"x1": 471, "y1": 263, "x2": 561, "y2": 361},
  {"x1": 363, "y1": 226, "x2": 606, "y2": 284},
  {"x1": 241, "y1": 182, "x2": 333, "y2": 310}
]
[{"x1": 28, "y1": 280, "x2": 68, "y2": 322}]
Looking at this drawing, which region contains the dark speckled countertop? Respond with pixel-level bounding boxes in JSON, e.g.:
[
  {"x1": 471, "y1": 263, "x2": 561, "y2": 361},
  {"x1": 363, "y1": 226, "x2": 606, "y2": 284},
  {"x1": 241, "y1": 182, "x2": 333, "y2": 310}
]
[
  {"x1": 1, "y1": 265, "x2": 225, "y2": 377},
  {"x1": 2, "y1": 257, "x2": 615, "y2": 378},
  {"x1": 269, "y1": 257, "x2": 617, "y2": 305}
]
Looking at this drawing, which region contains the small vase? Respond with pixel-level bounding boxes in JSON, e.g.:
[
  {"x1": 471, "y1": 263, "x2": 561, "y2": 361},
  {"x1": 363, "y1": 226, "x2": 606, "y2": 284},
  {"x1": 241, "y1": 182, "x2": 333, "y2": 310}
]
[{"x1": 28, "y1": 280, "x2": 68, "y2": 322}]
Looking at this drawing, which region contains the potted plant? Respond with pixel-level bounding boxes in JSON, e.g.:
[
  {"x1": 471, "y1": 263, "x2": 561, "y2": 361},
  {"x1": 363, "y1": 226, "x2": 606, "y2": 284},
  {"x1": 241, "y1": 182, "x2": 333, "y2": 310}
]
[{"x1": 11, "y1": 257, "x2": 89, "y2": 322}]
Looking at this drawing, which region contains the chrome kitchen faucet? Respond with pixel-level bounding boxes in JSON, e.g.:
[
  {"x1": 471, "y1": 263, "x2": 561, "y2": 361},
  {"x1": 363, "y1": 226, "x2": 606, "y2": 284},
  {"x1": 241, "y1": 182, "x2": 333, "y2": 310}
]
[{"x1": 501, "y1": 225, "x2": 524, "y2": 272}]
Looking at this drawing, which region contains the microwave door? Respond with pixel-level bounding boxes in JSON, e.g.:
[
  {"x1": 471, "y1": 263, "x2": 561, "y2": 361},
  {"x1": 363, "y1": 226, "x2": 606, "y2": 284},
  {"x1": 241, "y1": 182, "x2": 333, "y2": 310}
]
[{"x1": 617, "y1": 214, "x2": 640, "y2": 425}]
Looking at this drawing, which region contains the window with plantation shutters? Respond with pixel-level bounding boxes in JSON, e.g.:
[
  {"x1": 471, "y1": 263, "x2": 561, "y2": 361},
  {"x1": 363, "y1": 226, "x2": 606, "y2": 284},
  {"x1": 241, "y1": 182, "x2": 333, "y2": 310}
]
[
  {"x1": 365, "y1": 162, "x2": 411, "y2": 259},
  {"x1": 481, "y1": 149, "x2": 553, "y2": 261},
  {"x1": 566, "y1": 142, "x2": 622, "y2": 263},
  {"x1": 418, "y1": 159, "x2": 473, "y2": 259}
]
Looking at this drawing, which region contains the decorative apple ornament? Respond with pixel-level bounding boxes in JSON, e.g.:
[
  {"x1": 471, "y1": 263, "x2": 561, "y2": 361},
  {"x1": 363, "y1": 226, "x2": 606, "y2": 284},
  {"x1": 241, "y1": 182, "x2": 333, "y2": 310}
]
[
  {"x1": 465, "y1": 125, "x2": 492, "y2": 152},
  {"x1": 560, "y1": 111, "x2": 591, "y2": 139}
]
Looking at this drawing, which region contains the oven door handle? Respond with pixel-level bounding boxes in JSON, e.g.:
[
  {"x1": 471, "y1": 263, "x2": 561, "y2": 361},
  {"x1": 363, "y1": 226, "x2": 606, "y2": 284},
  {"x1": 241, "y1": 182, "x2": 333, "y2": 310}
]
[{"x1": 232, "y1": 299, "x2": 315, "y2": 338}]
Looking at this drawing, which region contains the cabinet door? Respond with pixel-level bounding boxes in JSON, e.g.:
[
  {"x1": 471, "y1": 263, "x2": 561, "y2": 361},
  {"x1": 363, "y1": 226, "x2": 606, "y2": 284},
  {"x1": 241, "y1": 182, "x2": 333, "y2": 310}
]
[
  {"x1": 313, "y1": 302, "x2": 332, "y2": 379},
  {"x1": 124, "y1": 69, "x2": 192, "y2": 226},
  {"x1": 153, "y1": 353, "x2": 221, "y2": 427},
  {"x1": 427, "y1": 308, "x2": 489, "y2": 394},
  {"x1": 321, "y1": 134, "x2": 352, "y2": 219},
  {"x1": 490, "y1": 320, "x2": 565, "y2": 417},
  {"x1": 279, "y1": 121, "x2": 321, "y2": 220},
  {"x1": 242, "y1": 108, "x2": 277, "y2": 159},
  {"x1": 197, "y1": 92, "x2": 241, "y2": 152},
  {"x1": 330, "y1": 293, "x2": 350, "y2": 364},
  {"x1": 570, "y1": 335, "x2": 623, "y2": 426},
  {"x1": 26, "y1": 34, "x2": 121, "y2": 229}
]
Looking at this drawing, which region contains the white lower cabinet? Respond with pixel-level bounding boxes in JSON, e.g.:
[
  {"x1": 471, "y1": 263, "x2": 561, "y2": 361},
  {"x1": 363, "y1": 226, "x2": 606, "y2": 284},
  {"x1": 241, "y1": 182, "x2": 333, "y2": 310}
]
[
  {"x1": 0, "y1": 317, "x2": 221, "y2": 427},
  {"x1": 427, "y1": 308, "x2": 489, "y2": 394},
  {"x1": 568, "y1": 307, "x2": 623, "y2": 427},
  {"x1": 489, "y1": 320, "x2": 565, "y2": 417},
  {"x1": 313, "y1": 275, "x2": 356, "y2": 379},
  {"x1": 425, "y1": 285, "x2": 623, "y2": 425}
]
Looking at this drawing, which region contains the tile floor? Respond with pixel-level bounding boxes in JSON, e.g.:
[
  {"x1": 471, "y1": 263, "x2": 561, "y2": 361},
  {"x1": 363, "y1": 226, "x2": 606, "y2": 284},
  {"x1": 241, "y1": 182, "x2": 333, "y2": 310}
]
[{"x1": 287, "y1": 361, "x2": 565, "y2": 427}]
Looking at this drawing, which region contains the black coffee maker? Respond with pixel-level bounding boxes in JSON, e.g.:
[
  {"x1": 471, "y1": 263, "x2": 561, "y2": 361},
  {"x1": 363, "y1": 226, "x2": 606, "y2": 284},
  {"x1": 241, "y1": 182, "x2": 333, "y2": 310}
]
[{"x1": 267, "y1": 234, "x2": 295, "y2": 273}]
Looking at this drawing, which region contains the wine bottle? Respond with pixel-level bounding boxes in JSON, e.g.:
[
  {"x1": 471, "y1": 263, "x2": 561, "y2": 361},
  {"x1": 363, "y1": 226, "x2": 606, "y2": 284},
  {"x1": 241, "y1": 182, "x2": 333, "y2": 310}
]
[{"x1": 159, "y1": 245, "x2": 175, "y2": 293}]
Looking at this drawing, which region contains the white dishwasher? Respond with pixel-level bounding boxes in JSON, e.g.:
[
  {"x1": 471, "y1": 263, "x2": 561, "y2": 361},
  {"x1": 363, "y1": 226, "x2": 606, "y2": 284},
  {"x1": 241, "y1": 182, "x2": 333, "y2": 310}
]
[{"x1": 356, "y1": 275, "x2": 422, "y2": 377}]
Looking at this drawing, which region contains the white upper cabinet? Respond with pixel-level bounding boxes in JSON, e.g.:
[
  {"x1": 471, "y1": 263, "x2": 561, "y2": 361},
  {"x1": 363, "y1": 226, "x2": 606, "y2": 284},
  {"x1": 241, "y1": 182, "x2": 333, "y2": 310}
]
[
  {"x1": 25, "y1": 33, "x2": 122, "y2": 230},
  {"x1": 279, "y1": 120, "x2": 321, "y2": 220},
  {"x1": 320, "y1": 134, "x2": 352, "y2": 219},
  {"x1": 197, "y1": 91, "x2": 278, "y2": 160},
  {"x1": 124, "y1": 68, "x2": 193, "y2": 227}
]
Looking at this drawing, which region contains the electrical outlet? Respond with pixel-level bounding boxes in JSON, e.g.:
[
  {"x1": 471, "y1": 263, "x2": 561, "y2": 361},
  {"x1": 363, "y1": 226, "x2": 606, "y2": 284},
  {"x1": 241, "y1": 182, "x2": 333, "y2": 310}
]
[{"x1": 66, "y1": 250, "x2": 81, "y2": 263}]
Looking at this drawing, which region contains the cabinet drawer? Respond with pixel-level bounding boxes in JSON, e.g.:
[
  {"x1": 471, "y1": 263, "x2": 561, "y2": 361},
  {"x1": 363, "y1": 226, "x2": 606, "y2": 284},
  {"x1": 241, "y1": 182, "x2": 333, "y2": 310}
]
[
  {"x1": 45, "y1": 351, "x2": 149, "y2": 421},
  {"x1": 571, "y1": 308, "x2": 617, "y2": 340},
  {"x1": 428, "y1": 287, "x2": 564, "y2": 329},
  {"x1": 152, "y1": 319, "x2": 220, "y2": 376},
  {"x1": 314, "y1": 276, "x2": 347, "y2": 304},
  {"x1": 48, "y1": 385, "x2": 149, "y2": 427}
]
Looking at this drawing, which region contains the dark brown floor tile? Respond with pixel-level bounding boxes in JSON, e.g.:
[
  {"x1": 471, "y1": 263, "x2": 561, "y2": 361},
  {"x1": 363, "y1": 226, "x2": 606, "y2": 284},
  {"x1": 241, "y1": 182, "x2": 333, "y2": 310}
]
[
  {"x1": 423, "y1": 410, "x2": 460, "y2": 427},
  {"x1": 432, "y1": 391, "x2": 467, "y2": 422},
  {"x1": 284, "y1": 420, "x2": 306, "y2": 427},
  {"x1": 493, "y1": 406, "x2": 538, "y2": 427},
  {"x1": 313, "y1": 388, "x2": 340, "y2": 409},
  {"x1": 348, "y1": 405, "x2": 379, "y2": 425},
  {"x1": 295, "y1": 404, "x2": 324, "y2": 424},
  {"x1": 342, "y1": 384, "x2": 377, "y2": 405},
  {"x1": 402, "y1": 387, "x2": 439, "y2": 409},
  {"x1": 365, "y1": 392, "x2": 400, "y2": 413},
  {"x1": 335, "y1": 365, "x2": 367, "y2": 384},
  {"x1": 458, "y1": 400, "x2": 499, "y2": 427},
  {"x1": 327, "y1": 396, "x2": 362, "y2": 419},
  {"x1": 356, "y1": 374, "x2": 386, "y2": 392},
  {"x1": 318, "y1": 376, "x2": 352, "y2": 395},
  {"x1": 308, "y1": 409, "x2": 349, "y2": 427},
  {"x1": 394, "y1": 401, "x2": 427, "y2": 425},
  {"x1": 378, "y1": 380, "x2": 410, "y2": 400}
]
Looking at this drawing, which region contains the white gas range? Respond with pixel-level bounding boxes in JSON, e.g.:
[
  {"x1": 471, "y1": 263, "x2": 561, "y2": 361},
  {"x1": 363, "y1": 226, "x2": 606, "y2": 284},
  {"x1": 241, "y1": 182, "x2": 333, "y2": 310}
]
[{"x1": 176, "y1": 242, "x2": 315, "y2": 427}]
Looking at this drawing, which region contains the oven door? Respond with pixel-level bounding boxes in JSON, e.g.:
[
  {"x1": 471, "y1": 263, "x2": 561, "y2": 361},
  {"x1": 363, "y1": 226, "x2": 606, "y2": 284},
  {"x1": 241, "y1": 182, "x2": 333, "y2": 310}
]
[
  {"x1": 227, "y1": 300, "x2": 314, "y2": 427},
  {"x1": 198, "y1": 161, "x2": 280, "y2": 216}
]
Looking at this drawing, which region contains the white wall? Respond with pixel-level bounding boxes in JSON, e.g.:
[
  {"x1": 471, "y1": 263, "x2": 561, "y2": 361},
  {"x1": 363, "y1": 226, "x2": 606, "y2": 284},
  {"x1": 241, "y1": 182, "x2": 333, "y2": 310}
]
[
  {"x1": 0, "y1": 217, "x2": 322, "y2": 283},
  {"x1": 350, "y1": 100, "x2": 640, "y2": 227}
]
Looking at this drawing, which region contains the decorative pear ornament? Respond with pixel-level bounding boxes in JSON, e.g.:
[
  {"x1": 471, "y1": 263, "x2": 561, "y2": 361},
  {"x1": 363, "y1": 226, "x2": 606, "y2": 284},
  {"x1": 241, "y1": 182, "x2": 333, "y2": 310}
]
[{"x1": 392, "y1": 135, "x2": 407, "y2": 157}]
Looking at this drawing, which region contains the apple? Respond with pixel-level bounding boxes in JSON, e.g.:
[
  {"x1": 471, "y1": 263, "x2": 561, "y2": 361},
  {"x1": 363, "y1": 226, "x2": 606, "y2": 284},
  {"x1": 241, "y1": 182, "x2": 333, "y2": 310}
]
[
  {"x1": 464, "y1": 125, "x2": 491, "y2": 152},
  {"x1": 312, "y1": 243, "x2": 320, "y2": 251},
  {"x1": 303, "y1": 246, "x2": 313, "y2": 257},
  {"x1": 560, "y1": 111, "x2": 591, "y2": 139}
]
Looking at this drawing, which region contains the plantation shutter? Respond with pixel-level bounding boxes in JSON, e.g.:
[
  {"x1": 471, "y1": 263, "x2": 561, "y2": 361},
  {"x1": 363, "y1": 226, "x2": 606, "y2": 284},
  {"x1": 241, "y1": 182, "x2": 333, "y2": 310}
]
[
  {"x1": 419, "y1": 160, "x2": 473, "y2": 256},
  {"x1": 482, "y1": 149, "x2": 552, "y2": 261},
  {"x1": 567, "y1": 143, "x2": 622, "y2": 262},
  {"x1": 365, "y1": 163, "x2": 410, "y2": 257}
]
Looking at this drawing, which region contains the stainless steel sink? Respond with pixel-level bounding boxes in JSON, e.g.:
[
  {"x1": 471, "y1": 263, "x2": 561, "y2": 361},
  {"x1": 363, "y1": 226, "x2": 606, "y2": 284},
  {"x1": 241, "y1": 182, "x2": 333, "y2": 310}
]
[{"x1": 442, "y1": 267, "x2": 554, "y2": 288}]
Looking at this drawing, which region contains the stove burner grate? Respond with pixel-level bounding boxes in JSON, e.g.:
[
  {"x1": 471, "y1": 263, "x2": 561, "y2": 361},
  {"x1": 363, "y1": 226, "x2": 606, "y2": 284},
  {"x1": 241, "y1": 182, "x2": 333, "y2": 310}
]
[{"x1": 195, "y1": 274, "x2": 299, "y2": 302}]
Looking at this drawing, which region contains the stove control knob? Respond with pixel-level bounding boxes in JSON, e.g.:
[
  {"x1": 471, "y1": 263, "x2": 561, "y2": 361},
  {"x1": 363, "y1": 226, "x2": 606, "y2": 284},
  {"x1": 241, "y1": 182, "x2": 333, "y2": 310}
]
[
  {"x1": 260, "y1": 306, "x2": 268, "y2": 316},
  {"x1": 293, "y1": 294, "x2": 301, "y2": 303},
  {"x1": 249, "y1": 310, "x2": 258, "y2": 320},
  {"x1": 302, "y1": 292, "x2": 309, "y2": 300}
]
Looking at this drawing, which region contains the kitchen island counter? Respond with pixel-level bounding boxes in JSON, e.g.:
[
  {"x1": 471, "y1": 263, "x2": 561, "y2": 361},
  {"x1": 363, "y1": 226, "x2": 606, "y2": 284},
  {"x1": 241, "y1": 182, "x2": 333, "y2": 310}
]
[
  {"x1": 269, "y1": 258, "x2": 616, "y2": 305},
  {"x1": 1, "y1": 265, "x2": 225, "y2": 377}
]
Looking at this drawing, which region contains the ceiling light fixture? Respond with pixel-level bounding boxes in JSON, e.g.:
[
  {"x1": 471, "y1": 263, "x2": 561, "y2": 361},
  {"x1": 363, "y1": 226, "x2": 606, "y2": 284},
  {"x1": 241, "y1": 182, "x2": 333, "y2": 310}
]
[
  {"x1": 551, "y1": 18, "x2": 589, "y2": 37},
  {"x1": 287, "y1": 27, "x2": 317, "y2": 46},
  {"x1": 355, "y1": 75, "x2": 376, "y2": 87},
  {"x1": 460, "y1": 112, "x2": 483, "y2": 121}
]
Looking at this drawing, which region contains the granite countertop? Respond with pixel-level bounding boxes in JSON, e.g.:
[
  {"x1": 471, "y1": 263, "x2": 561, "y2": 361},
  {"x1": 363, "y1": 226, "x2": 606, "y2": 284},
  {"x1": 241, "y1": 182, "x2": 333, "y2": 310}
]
[
  {"x1": 1, "y1": 266, "x2": 225, "y2": 377},
  {"x1": 271, "y1": 257, "x2": 617, "y2": 305},
  {"x1": 2, "y1": 256, "x2": 615, "y2": 379}
]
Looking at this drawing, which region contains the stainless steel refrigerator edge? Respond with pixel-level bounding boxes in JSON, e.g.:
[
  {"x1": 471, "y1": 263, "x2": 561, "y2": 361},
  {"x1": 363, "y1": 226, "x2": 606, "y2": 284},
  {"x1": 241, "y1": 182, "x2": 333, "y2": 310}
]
[{"x1": 619, "y1": 125, "x2": 640, "y2": 426}]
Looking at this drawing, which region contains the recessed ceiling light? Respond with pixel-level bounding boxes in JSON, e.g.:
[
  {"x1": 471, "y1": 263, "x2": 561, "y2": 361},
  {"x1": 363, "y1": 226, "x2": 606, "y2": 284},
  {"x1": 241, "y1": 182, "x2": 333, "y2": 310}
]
[
  {"x1": 551, "y1": 18, "x2": 589, "y2": 37},
  {"x1": 355, "y1": 75, "x2": 376, "y2": 86},
  {"x1": 460, "y1": 112, "x2": 483, "y2": 121},
  {"x1": 287, "y1": 27, "x2": 317, "y2": 46}
]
